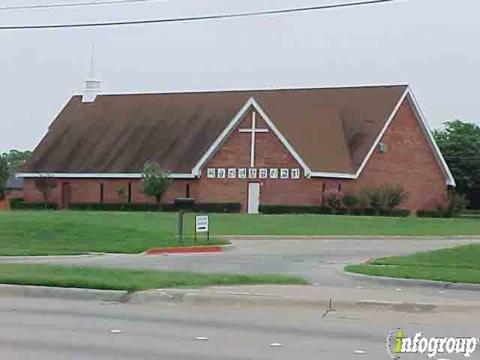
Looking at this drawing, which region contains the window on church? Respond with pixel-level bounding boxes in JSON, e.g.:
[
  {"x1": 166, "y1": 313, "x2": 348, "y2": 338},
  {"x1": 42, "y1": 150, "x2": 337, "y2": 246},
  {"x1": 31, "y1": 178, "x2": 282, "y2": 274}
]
[
  {"x1": 99, "y1": 183, "x2": 104, "y2": 203},
  {"x1": 378, "y1": 142, "x2": 388, "y2": 153},
  {"x1": 186, "y1": 183, "x2": 191, "y2": 198},
  {"x1": 291, "y1": 169, "x2": 300, "y2": 179},
  {"x1": 217, "y1": 168, "x2": 226, "y2": 178},
  {"x1": 128, "y1": 183, "x2": 132, "y2": 203},
  {"x1": 228, "y1": 168, "x2": 237, "y2": 179},
  {"x1": 248, "y1": 168, "x2": 257, "y2": 179},
  {"x1": 207, "y1": 168, "x2": 216, "y2": 178},
  {"x1": 269, "y1": 168, "x2": 279, "y2": 179},
  {"x1": 280, "y1": 169, "x2": 289, "y2": 179},
  {"x1": 259, "y1": 168, "x2": 268, "y2": 179},
  {"x1": 322, "y1": 183, "x2": 326, "y2": 206},
  {"x1": 238, "y1": 169, "x2": 247, "y2": 179}
]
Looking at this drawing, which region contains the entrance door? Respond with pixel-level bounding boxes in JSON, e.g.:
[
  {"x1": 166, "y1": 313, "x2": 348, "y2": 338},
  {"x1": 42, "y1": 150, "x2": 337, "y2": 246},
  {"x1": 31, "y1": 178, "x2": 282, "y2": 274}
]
[
  {"x1": 247, "y1": 183, "x2": 260, "y2": 214},
  {"x1": 61, "y1": 182, "x2": 71, "y2": 209}
]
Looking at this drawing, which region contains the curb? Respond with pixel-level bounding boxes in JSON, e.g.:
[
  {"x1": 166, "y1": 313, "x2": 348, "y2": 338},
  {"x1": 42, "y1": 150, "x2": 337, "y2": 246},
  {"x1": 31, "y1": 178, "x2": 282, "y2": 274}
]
[
  {"x1": 0, "y1": 253, "x2": 106, "y2": 261},
  {"x1": 222, "y1": 235, "x2": 480, "y2": 241},
  {"x1": 342, "y1": 270, "x2": 480, "y2": 292},
  {"x1": 0, "y1": 284, "x2": 128, "y2": 302},
  {"x1": 144, "y1": 244, "x2": 234, "y2": 255}
]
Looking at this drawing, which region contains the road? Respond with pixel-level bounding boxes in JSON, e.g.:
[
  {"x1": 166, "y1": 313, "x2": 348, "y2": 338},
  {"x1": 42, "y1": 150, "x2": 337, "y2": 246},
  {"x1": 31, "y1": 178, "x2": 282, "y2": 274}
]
[{"x1": 1, "y1": 296, "x2": 479, "y2": 360}]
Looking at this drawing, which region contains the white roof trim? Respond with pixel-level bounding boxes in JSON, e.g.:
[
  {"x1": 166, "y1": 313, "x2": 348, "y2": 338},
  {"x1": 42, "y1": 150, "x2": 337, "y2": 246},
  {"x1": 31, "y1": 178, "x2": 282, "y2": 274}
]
[
  {"x1": 405, "y1": 89, "x2": 456, "y2": 186},
  {"x1": 192, "y1": 97, "x2": 312, "y2": 176},
  {"x1": 353, "y1": 88, "x2": 409, "y2": 179},
  {"x1": 350, "y1": 87, "x2": 455, "y2": 186},
  {"x1": 192, "y1": 99, "x2": 254, "y2": 176},
  {"x1": 16, "y1": 173, "x2": 197, "y2": 179},
  {"x1": 309, "y1": 172, "x2": 356, "y2": 179}
]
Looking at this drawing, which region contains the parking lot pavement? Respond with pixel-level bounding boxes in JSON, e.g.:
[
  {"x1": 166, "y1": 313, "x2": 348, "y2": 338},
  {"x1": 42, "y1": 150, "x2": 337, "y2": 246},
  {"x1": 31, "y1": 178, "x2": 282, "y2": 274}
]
[{"x1": 2, "y1": 238, "x2": 479, "y2": 299}]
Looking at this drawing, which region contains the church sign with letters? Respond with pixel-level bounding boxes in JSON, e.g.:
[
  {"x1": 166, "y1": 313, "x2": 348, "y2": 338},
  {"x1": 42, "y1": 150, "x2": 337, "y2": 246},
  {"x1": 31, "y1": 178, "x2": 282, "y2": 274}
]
[
  {"x1": 195, "y1": 215, "x2": 210, "y2": 242},
  {"x1": 206, "y1": 168, "x2": 301, "y2": 180}
]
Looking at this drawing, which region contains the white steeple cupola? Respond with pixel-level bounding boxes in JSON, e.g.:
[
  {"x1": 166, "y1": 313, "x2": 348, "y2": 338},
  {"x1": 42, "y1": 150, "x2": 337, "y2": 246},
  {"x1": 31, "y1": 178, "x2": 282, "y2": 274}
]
[{"x1": 82, "y1": 45, "x2": 101, "y2": 103}]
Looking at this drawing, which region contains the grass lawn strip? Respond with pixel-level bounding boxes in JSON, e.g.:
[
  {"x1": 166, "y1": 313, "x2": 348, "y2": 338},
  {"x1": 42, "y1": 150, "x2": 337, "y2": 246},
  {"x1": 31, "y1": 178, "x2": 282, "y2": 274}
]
[
  {"x1": 0, "y1": 264, "x2": 308, "y2": 292},
  {"x1": 0, "y1": 211, "x2": 227, "y2": 256},
  {"x1": 1, "y1": 211, "x2": 480, "y2": 256},
  {"x1": 345, "y1": 244, "x2": 480, "y2": 284}
]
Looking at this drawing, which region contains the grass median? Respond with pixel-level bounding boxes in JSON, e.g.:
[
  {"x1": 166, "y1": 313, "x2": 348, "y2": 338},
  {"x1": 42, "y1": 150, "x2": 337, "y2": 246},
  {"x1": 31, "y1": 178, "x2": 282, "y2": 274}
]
[
  {"x1": 0, "y1": 264, "x2": 308, "y2": 292},
  {"x1": 345, "y1": 243, "x2": 480, "y2": 284}
]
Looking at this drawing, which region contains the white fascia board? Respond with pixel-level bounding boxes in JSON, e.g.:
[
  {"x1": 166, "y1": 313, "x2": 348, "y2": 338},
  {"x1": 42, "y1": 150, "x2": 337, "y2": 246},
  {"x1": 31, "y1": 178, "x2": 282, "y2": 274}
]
[
  {"x1": 192, "y1": 97, "x2": 312, "y2": 176},
  {"x1": 16, "y1": 173, "x2": 196, "y2": 179},
  {"x1": 354, "y1": 88, "x2": 409, "y2": 179},
  {"x1": 309, "y1": 172, "x2": 357, "y2": 179},
  {"x1": 406, "y1": 89, "x2": 456, "y2": 186}
]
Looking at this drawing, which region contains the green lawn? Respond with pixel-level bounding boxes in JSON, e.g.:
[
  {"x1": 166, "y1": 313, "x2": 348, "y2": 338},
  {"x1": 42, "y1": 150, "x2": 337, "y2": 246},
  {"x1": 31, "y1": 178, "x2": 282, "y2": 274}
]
[
  {"x1": 0, "y1": 264, "x2": 308, "y2": 292},
  {"x1": 0, "y1": 211, "x2": 227, "y2": 256},
  {"x1": 208, "y1": 213, "x2": 480, "y2": 236},
  {"x1": 345, "y1": 244, "x2": 480, "y2": 284},
  {"x1": 1, "y1": 211, "x2": 480, "y2": 256}
]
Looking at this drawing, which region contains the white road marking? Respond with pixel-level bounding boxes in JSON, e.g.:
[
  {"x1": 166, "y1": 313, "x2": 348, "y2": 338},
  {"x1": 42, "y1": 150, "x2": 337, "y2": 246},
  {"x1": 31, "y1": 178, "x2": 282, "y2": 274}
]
[{"x1": 354, "y1": 350, "x2": 366, "y2": 354}]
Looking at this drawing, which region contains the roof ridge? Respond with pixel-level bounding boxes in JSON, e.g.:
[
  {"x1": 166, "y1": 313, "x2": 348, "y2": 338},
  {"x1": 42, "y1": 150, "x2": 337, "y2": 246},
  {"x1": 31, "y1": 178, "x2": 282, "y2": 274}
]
[{"x1": 73, "y1": 84, "x2": 409, "y2": 97}]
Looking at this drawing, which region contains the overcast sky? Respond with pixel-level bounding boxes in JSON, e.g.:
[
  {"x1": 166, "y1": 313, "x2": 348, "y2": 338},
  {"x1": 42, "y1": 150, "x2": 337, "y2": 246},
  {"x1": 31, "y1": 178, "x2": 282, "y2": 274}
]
[{"x1": 0, "y1": 0, "x2": 479, "y2": 152}]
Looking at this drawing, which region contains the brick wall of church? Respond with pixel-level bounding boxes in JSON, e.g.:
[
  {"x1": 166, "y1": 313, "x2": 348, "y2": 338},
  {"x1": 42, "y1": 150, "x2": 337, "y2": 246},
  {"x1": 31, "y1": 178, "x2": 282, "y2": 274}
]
[
  {"x1": 345, "y1": 99, "x2": 448, "y2": 211},
  {"x1": 23, "y1": 178, "x2": 196, "y2": 207}
]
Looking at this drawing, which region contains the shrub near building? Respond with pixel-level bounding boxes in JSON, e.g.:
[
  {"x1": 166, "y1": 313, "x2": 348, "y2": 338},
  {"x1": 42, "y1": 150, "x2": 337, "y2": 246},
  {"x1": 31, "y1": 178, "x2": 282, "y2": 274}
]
[{"x1": 260, "y1": 184, "x2": 411, "y2": 216}]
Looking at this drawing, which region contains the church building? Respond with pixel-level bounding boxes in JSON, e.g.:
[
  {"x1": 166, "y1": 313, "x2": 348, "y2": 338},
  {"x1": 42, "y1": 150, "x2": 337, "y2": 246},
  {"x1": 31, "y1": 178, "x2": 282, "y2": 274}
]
[{"x1": 18, "y1": 83, "x2": 455, "y2": 213}]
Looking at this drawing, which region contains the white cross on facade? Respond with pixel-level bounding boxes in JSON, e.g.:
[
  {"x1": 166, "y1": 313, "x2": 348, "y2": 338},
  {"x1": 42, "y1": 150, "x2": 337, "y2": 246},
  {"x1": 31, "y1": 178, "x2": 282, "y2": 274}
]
[{"x1": 238, "y1": 111, "x2": 269, "y2": 167}]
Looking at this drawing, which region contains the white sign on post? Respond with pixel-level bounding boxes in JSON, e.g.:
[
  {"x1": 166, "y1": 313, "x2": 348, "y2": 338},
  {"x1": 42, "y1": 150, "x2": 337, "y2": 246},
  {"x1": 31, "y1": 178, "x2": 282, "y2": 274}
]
[{"x1": 195, "y1": 215, "x2": 209, "y2": 233}]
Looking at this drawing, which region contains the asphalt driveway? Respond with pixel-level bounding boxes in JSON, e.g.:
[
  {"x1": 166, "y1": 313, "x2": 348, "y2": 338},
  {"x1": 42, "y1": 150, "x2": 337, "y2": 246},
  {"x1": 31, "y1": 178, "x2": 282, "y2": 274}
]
[{"x1": 2, "y1": 238, "x2": 479, "y2": 291}]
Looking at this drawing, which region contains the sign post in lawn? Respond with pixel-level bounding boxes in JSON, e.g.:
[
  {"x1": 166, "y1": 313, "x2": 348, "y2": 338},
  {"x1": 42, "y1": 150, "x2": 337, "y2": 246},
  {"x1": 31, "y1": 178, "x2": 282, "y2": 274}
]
[
  {"x1": 174, "y1": 198, "x2": 195, "y2": 243},
  {"x1": 195, "y1": 215, "x2": 209, "y2": 243}
]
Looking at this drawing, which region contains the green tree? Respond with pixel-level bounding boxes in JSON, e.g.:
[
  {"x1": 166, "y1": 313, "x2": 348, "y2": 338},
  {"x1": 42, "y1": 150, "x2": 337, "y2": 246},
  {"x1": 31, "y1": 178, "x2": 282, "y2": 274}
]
[
  {"x1": 1, "y1": 150, "x2": 31, "y2": 171},
  {"x1": 116, "y1": 185, "x2": 128, "y2": 203},
  {"x1": 33, "y1": 176, "x2": 57, "y2": 208},
  {"x1": 433, "y1": 120, "x2": 480, "y2": 208},
  {"x1": 0, "y1": 157, "x2": 8, "y2": 200},
  {"x1": 141, "y1": 161, "x2": 171, "y2": 205},
  {"x1": 383, "y1": 184, "x2": 409, "y2": 210}
]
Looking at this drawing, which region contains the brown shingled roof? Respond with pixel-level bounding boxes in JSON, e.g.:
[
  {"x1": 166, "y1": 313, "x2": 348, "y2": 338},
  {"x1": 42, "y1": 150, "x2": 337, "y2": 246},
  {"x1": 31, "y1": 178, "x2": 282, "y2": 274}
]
[{"x1": 24, "y1": 85, "x2": 408, "y2": 175}]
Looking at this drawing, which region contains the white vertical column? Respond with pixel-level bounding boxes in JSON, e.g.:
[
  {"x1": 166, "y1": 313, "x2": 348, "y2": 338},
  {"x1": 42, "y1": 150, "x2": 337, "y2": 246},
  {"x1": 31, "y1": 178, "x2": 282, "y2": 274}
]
[{"x1": 250, "y1": 112, "x2": 256, "y2": 168}]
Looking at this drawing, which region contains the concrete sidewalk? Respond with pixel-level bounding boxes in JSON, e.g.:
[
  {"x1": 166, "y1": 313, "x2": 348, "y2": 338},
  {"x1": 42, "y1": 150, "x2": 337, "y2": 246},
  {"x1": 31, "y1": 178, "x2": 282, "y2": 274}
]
[
  {"x1": 2, "y1": 284, "x2": 480, "y2": 313},
  {"x1": 128, "y1": 284, "x2": 480, "y2": 312}
]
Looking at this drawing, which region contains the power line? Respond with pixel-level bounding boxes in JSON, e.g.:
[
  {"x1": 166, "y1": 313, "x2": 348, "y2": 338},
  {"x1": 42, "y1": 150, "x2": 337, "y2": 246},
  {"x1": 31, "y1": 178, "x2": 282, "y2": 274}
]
[
  {"x1": 0, "y1": 0, "x2": 400, "y2": 30},
  {"x1": 0, "y1": 0, "x2": 161, "y2": 12}
]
